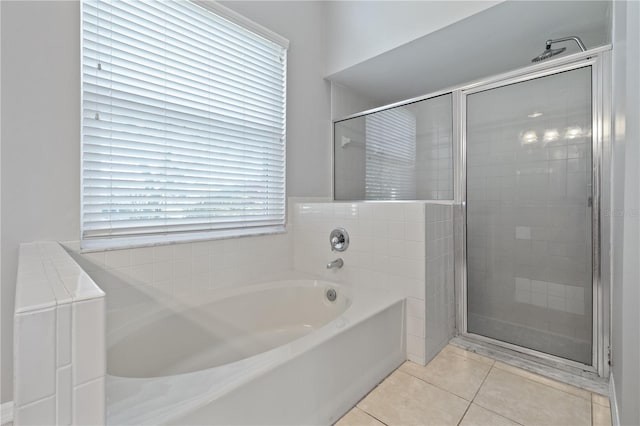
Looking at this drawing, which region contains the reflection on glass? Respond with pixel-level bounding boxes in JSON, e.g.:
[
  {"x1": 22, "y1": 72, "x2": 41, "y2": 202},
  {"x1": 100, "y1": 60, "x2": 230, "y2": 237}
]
[
  {"x1": 334, "y1": 93, "x2": 453, "y2": 201},
  {"x1": 466, "y1": 67, "x2": 593, "y2": 365}
]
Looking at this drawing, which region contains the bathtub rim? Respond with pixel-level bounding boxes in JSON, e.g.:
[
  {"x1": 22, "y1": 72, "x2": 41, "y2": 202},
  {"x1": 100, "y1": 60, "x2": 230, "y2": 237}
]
[
  {"x1": 105, "y1": 279, "x2": 405, "y2": 425},
  {"x1": 106, "y1": 279, "x2": 354, "y2": 378}
]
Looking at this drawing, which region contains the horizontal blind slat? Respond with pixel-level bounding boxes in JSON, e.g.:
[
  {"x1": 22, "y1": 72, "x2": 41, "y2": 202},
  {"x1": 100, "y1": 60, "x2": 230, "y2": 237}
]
[{"x1": 82, "y1": 0, "x2": 286, "y2": 243}]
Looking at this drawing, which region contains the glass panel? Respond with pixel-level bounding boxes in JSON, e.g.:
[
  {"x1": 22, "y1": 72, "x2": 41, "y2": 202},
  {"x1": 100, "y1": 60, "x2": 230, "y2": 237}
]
[
  {"x1": 466, "y1": 67, "x2": 593, "y2": 365},
  {"x1": 334, "y1": 94, "x2": 453, "y2": 201}
]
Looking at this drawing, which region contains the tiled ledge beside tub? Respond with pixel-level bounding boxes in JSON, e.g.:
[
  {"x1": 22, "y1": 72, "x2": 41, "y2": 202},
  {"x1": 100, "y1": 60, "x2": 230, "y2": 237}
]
[{"x1": 14, "y1": 242, "x2": 106, "y2": 426}]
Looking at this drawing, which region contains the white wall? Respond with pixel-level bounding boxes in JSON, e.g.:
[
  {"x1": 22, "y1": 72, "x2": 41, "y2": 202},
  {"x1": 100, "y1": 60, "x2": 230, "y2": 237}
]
[
  {"x1": 610, "y1": 1, "x2": 640, "y2": 425},
  {"x1": 0, "y1": 0, "x2": 331, "y2": 404},
  {"x1": 324, "y1": 1, "x2": 501, "y2": 75},
  {"x1": 1, "y1": 1, "x2": 81, "y2": 404}
]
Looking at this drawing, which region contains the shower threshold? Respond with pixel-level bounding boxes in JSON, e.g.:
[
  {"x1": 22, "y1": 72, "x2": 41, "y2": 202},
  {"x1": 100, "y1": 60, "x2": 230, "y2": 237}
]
[{"x1": 450, "y1": 335, "x2": 609, "y2": 396}]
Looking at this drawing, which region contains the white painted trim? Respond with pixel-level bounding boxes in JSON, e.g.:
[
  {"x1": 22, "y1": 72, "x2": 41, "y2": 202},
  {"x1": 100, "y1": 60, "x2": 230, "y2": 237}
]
[
  {"x1": 609, "y1": 373, "x2": 620, "y2": 426},
  {"x1": 192, "y1": 1, "x2": 289, "y2": 49},
  {"x1": 0, "y1": 401, "x2": 13, "y2": 424}
]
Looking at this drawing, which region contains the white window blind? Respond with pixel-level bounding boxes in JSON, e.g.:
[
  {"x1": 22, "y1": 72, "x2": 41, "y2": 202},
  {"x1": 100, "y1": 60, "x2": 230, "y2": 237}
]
[
  {"x1": 365, "y1": 108, "x2": 417, "y2": 199},
  {"x1": 81, "y1": 0, "x2": 287, "y2": 249}
]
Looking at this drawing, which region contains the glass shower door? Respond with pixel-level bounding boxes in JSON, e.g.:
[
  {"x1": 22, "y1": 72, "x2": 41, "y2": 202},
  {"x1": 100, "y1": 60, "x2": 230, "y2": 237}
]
[{"x1": 465, "y1": 66, "x2": 593, "y2": 365}]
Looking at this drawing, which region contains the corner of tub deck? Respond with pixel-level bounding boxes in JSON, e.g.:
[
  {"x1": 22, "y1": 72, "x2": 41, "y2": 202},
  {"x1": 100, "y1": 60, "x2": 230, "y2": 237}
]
[
  {"x1": 16, "y1": 241, "x2": 105, "y2": 313},
  {"x1": 14, "y1": 241, "x2": 106, "y2": 426}
]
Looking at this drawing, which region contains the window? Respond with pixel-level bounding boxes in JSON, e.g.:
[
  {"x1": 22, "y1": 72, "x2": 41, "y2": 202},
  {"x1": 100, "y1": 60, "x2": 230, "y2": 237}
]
[
  {"x1": 81, "y1": 0, "x2": 288, "y2": 250},
  {"x1": 365, "y1": 108, "x2": 417, "y2": 199}
]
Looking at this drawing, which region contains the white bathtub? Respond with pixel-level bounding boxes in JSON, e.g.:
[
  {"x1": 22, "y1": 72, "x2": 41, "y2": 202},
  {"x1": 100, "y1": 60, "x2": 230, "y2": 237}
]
[{"x1": 105, "y1": 279, "x2": 405, "y2": 425}]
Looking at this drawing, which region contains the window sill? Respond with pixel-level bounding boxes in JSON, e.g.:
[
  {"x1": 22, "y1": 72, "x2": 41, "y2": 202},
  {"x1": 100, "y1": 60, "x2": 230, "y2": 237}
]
[{"x1": 80, "y1": 226, "x2": 287, "y2": 253}]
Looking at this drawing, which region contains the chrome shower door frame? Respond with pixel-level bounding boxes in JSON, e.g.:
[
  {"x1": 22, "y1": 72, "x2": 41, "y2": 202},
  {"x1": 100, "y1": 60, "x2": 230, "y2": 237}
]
[{"x1": 454, "y1": 48, "x2": 611, "y2": 377}]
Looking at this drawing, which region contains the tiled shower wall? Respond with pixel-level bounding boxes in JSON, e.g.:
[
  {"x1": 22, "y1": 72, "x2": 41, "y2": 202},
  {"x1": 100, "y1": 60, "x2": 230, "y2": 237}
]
[
  {"x1": 465, "y1": 67, "x2": 593, "y2": 363},
  {"x1": 414, "y1": 94, "x2": 454, "y2": 200},
  {"x1": 290, "y1": 201, "x2": 454, "y2": 364}
]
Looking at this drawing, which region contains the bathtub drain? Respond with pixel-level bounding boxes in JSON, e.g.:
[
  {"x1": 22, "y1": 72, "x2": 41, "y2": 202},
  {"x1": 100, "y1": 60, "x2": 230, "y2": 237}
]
[{"x1": 326, "y1": 288, "x2": 337, "y2": 302}]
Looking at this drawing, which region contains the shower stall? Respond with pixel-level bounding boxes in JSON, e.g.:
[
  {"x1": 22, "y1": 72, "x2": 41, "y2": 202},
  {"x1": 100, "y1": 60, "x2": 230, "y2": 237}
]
[
  {"x1": 333, "y1": 46, "x2": 611, "y2": 378},
  {"x1": 458, "y1": 49, "x2": 611, "y2": 378},
  {"x1": 459, "y1": 58, "x2": 607, "y2": 375}
]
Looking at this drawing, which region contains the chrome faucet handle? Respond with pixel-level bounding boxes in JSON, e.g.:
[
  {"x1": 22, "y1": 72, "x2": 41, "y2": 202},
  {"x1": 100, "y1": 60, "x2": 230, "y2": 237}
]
[{"x1": 329, "y1": 228, "x2": 349, "y2": 252}]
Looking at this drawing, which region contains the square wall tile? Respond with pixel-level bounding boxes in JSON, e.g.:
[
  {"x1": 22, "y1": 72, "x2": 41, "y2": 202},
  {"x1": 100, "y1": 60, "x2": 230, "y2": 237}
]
[
  {"x1": 57, "y1": 303, "x2": 72, "y2": 367},
  {"x1": 73, "y1": 298, "x2": 105, "y2": 385},
  {"x1": 15, "y1": 396, "x2": 56, "y2": 426},
  {"x1": 73, "y1": 377, "x2": 105, "y2": 426},
  {"x1": 407, "y1": 315, "x2": 425, "y2": 338},
  {"x1": 407, "y1": 334, "x2": 426, "y2": 364},
  {"x1": 57, "y1": 365, "x2": 72, "y2": 425},
  {"x1": 14, "y1": 308, "x2": 56, "y2": 406}
]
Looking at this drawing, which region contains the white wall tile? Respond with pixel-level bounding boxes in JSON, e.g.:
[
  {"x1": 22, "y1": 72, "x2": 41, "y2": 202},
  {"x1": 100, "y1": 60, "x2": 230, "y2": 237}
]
[
  {"x1": 15, "y1": 396, "x2": 56, "y2": 426},
  {"x1": 14, "y1": 308, "x2": 56, "y2": 406},
  {"x1": 153, "y1": 245, "x2": 173, "y2": 263},
  {"x1": 73, "y1": 377, "x2": 105, "y2": 426},
  {"x1": 406, "y1": 297, "x2": 424, "y2": 319},
  {"x1": 172, "y1": 243, "x2": 193, "y2": 260},
  {"x1": 407, "y1": 315, "x2": 425, "y2": 338},
  {"x1": 130, "y1": 247, "x2": 154, "y2": 265},
  {"x1": 130, "y1": 263, "x2": 154, "y2": 284},
  {"x1": 72, "y1": 298, "x2": 105, "y2": 385},
  {"x1": 407, "y1": 334, "x2": 426, "y2": 363},
  {"x1": 56, "y1": 303, "x2": 72, "y2": 367},
  {"x1": 57, "y1": 365, "x2": 72, "y2": 425},
  {"x1": 104, "y1": 249, "x2": 131, "y2": 269}
]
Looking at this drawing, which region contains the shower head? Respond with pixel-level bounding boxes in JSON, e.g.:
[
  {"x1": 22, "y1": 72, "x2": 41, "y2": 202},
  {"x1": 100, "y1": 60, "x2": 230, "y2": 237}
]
[
  {"x1": 531, "y1": 46, "x2": 566, "y2": 62},
  {"x1": 531, "y1": 36, "x2": 587, "y2": 63}
]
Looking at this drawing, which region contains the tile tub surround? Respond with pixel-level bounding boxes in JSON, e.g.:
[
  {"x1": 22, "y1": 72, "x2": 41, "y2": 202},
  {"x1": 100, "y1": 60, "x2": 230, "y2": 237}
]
[
  {"x1": 64, "y1": 229, "x2": 292, "y2": 296},
  {"x1": 290, "y1": 201, "x2": 454, "y2": 364},
  {"x1": 337, "y1": 344, "x2": 613, "y2": 426},
  {"x1": 63, "y1": 199, "x2": 452, "y2": 366},
  {"x1": 13, "y1": 242, "x2": 106, "y2": 426}
]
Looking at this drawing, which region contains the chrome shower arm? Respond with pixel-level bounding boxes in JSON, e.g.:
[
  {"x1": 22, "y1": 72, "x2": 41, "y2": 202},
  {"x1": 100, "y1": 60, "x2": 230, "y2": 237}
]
[{"x1": 545, "y1": 36, "x2": 587, "y2": 52}]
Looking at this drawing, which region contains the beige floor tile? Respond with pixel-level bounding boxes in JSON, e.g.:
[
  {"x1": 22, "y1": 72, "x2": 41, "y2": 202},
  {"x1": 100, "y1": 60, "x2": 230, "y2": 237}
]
[
  {"x1": 400, "y1": 347, "x2": 492, "y2": 400},
  {"x1": 592, "y1": 393, "x2": 611, "y2": 407},
  {"x1": 493, "y1": 361, "x2": 591, "y2": 400},
  {"x1": 357, "y1": 370, "x2": 469, "y2": 426},
  {"x1": 459, "y1": 404, "x2": 521, "y2": 426},
  {"x1": 474, "y1": 368, "x2": 591, "y2": 426},
  {"x1": 441, "y1": 345, "x2": 495, "y2": 366},
  {"x1": 335, "y1": 407, "x2": 384, "y2": 426},
  {"x1": 593, "y1": 401, "x2": 613, "y2": 426}
]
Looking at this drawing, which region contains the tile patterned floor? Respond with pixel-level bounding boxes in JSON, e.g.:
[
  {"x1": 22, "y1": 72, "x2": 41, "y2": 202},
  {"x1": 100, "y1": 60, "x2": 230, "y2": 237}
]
[{"x1": 336, "y1": 345, "x2": 613, "y2": 426}]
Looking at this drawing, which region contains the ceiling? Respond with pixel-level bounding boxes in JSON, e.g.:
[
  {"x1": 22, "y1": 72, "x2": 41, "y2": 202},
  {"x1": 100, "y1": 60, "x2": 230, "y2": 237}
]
[{"x1": 326, "y1": 0, "x2": 611, "y2": 106}]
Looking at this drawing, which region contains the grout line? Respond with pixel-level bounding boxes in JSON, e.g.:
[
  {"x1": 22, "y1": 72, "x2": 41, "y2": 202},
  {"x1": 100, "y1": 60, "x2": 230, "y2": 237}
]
[
  {"x1": 341, "y1": 364, "x2": 399, "y2": 425},
  {"x1": 360, "y1": 409, "x2": 390, "y2": 426},
  {"x1": 455, "y1": 401, "x2": 473, "y2": 426},
  {"x1": 470, "y1": 361, "x2": 493, "y2": 402},
  {"x1": 466, "y1": 363, "x2": 527, "y2": 426},
  {"x1": 401, "y1": 348, "x2": 496, "y2": 403},
  {"x1": 493, "y1": 362, "x2": 595, "y2": 401},
  {"x1": 398, "y1": 369, "x2": 470, "y2": 403}
]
